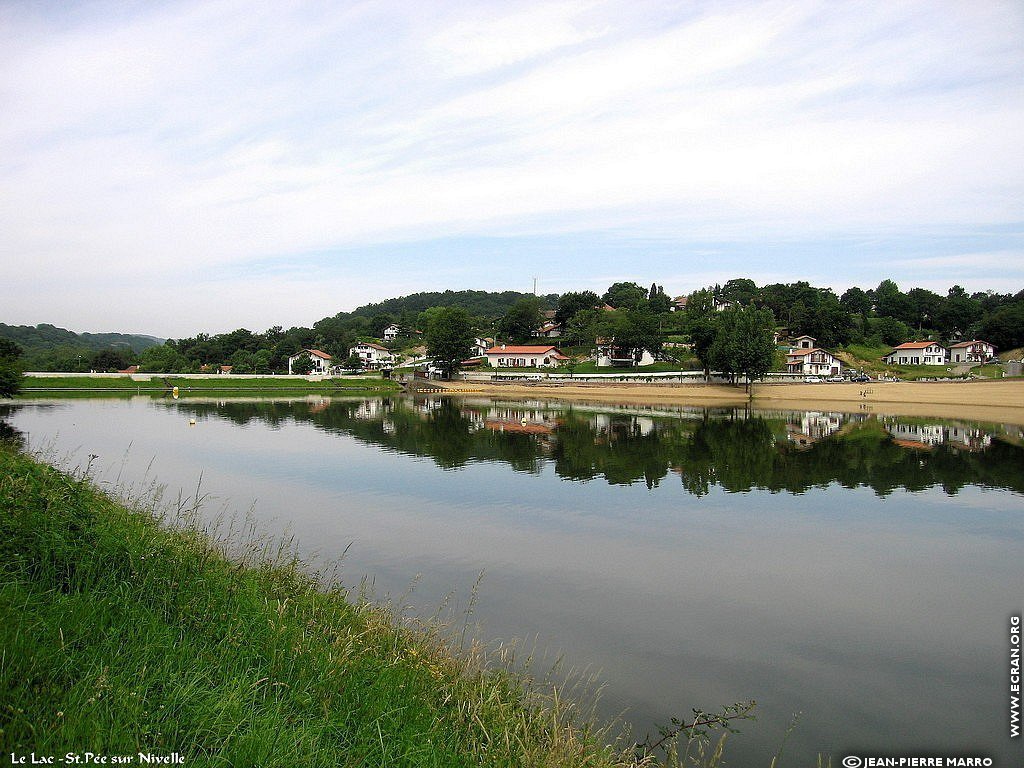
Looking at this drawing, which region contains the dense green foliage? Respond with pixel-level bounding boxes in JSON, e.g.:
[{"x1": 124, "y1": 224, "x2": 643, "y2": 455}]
[
  {"x1": 706, "y1": 306, "x2": 776, "y2": 385},
  {"x1": 4, "y1": 279, "x2": 1022, "y2": 376},
  {"x1": 349, "y1": 289, "x2": 558, "y2": 321},
  {"x1": 0, "y1": 323, "x2": 162, "y2": 372},
  {"x1": 496, "y1": 296, "x2": 543, "y2": 341},
  {"x1": 0, "y1": 441, "x2": 635, "y2": 766},
  {"x1": 424, "y1": 307, "x2": 474, "y2": 378},
  {"x1": 0, "y1": 338, "x2": 24, "y2": 398}
]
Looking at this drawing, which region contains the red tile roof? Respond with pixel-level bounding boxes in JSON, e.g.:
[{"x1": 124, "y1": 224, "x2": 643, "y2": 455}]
[
  {"x1": 308, "y1": 349, "x2": 332, "y2": 359},
  {"x1": 948, "y1": 339, "x2": 990, "y2": 348},
  {"x1": 485, "y1": 345, "x2": 562, "y2": 355},
  {"x1": 889, "y1": 341, "x2": 940, "y2": 350}
]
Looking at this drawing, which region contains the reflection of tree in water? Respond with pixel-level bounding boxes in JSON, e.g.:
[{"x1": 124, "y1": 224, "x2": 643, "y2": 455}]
[
  {"x1": 162, "y1": 399, "x2": 1024, "y2": 498},
  {"x1": 0, "y1": 405, "x2": 26, "y2": 449}
]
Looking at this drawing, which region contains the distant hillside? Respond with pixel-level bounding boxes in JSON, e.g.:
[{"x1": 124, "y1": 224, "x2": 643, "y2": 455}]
[
  {"x1": 0, "y1": 323, "x2": 164, "y2": 356},
  {"x1": 347, "y1": 290, "x2": 558, "y2": 320}
]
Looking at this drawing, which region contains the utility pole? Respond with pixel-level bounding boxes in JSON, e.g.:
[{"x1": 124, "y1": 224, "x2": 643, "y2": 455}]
[{"x1": 532, "y1": 277, "x2": 537, "y2": 296}]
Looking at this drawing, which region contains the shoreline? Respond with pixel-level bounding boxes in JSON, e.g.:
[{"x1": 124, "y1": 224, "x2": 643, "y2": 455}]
[
  {"x1": 0, "y1": 441, "x2": 637, "y2": 766},
  {"x1": 438, "y1": 378, "x2": 1024, "y2": 426}
]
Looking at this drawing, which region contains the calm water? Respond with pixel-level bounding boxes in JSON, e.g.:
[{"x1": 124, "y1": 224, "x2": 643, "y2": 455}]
[{"x1": 3, "y1": 395, "x2": 1023, "y2": 764}]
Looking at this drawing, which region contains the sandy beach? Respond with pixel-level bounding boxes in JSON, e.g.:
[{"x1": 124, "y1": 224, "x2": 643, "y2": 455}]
[{"x1": 437, "y1": 378, "x2": 1024, "y2": 425}]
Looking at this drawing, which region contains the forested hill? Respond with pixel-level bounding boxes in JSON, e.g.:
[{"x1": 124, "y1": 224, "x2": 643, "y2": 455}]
[
  {"x1": 346, "y1": 290, "x2": 558, "y2": 319},
  {"x1": 0, "y1": 323, "x2": 163, "y2": 369}
]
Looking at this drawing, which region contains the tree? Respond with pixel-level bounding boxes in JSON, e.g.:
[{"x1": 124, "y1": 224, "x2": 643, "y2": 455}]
[
  {"x1": 555, "y1": 291, "x2": 600, "y2": 326},
  {"x1": 647, "y1": 284, "x2": 672, "y2": 314},
  {"x1": 936, "y1": 285, "x2": 982, "y2": 338},
  {"x1": 90, "y1": 348, "x2": 134, "y2": 372},
  {"x1": 291, "y1": 354, "x2": 313, "y2": 375},
  {"x1": 721, "y1": 278, "x2": 758, "y2": 306},
  {"x1": 0, "y1": 339, "x2": 24, "y2": 398},
  {"x1": 497, "y1": 297, "x2": 541, "y2": 341},
  {"x1": 602, "y1": 282, "x2": 648, "y2": 311},
  {"x1": 979, "y1": 302, "x2": 1024, "y2": 351},
  {"x1": 597, "y1": 309, "x2": 663, "y2": 364},
  {"x1": 840, "y1": 287, "x2": 872, "y2": 318},
  {"x1": 563, "y1": 308, "x2": 602, "y2": 347},
  {"x1": 873, "y1": 279, "x2": 909, "y2": 321},
  {"x1": 425, "y1": 307, "x2": 474, "y2": 379},
  {"x1": 708, "y1": 305, "x2": 775, "y2": 389}
]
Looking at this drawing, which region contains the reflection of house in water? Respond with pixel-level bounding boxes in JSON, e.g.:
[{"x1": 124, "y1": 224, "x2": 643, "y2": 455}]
[
  {"x1": 786, "y1": 411, "x2": 843, "y2": 448},
  {"x1": 887, "y1": 423, "x2": 945, "y2": 447},
  {"x1": 946, "y1": 425, "x2": 992, "y2": 452},
  {"x1": 883, "y1": 419, "x2": 994, "y2": 452},
  {"x1": 482, "y1": 406, "x2": 561, "y2": 435},
  {"x1": 355, "y1": 399, "x2": 386, "y2": 420}
]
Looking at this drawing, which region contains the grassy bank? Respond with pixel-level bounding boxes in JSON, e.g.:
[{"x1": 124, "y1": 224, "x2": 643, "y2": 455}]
[
  {"x1": 0, "y1": 441, "x2": 640, "y2": 767},
  {"x1": 20, "y1": 375, "x2": 402, "y2": 395}
]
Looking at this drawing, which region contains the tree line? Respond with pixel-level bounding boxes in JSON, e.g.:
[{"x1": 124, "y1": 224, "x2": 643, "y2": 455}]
[{"x1": 3, "y1": 279, "x2": 1022, "y2": 377}]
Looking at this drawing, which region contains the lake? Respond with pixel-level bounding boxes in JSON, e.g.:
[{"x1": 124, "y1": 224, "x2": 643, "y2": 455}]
[{"x1": 3, "y1": 395, "x2": 1022, "y2": 764}]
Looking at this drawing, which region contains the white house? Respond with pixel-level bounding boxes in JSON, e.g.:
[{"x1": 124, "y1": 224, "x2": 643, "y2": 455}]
[
  {"x1": 288, "y1": 348, "x2": 333, "y2": 375},
  {"x1": 786, "y1": 348, "x2": 842, "y2": 377},
  {"x1": 595, "y1": 338, "x2": 656, "y2": 367},
  {"x1": 485, "y1": 344, "x2": 568, "y2": 368},
  {"x1": 382, "y1": 324, "x2": 401, "y2": 342},
  {"x1": 352, "y1": 342, "x2": 396, "y2": 370},
  {"x1": 883, "y1": 342, "x2": 947, "y2": 366},
  {"x1": 790, "y1": 335, "x2": 817, "y2": 350},
  {"x1": 947, "y1": 340, "x2": 995, "y2": 364},
  {"x1": 471, "y1": 337, "x2": 494, "y2": 357},
  {"x1": 533, "y1": 322, "x2": 563, "y2": 338}
]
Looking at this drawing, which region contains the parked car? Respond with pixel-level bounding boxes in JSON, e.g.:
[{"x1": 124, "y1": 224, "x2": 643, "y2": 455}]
[
  {"x1": 803, "y1": 376, "x2": 822, "y2": 383},
  {"x1": 851, "y1": 374, "x2": 870, "y2": 382},
  {"x1": 826, "y1": 375, "x2": 845, "y2": 383}
]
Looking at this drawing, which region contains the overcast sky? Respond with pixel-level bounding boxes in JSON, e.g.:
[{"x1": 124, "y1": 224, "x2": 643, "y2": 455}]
[{"x1": 2, "y1": 0, "x2": 1022, "y2": 337}]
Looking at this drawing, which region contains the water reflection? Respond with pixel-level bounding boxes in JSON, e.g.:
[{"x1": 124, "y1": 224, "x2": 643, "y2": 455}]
[{"x1": 161, "y1": 396, "x2": 1024, "y2": 497}]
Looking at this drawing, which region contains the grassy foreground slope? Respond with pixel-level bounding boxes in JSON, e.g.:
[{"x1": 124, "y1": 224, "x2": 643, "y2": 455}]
[{"x1": 0, "y1": 442, "x2": 631, "y2": 767}]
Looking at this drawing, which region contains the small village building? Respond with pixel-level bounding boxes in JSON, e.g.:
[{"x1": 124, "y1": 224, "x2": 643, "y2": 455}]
[
  {"x1": 533, "y1": 322, "x2": 563, "y2": 338},
  {"x1": 883, "y1": 342, "x2": 947, "y2": 366},
  {"x1": 947, "y1": 340, "x2": 995, "y2": 363},
  {"x1": 790, "y1": 335, "x2": 816, "y2": 350},
  {"x1": 287, "y1": 348, "x2": 333, "y2": 375},
  {"x1": 595, "y1": 338, "x2": 656, "y2": 367},
  {"x1": 786, "y1": 348, "x2": 842, "y2": 377},
  {"x1": 485, "y1": 344, "x2": 568, "y2": 368},
  {"x1": 672, "y1": 295, "x2": 688, "y2": 312},
  {"x1": 471, "y1": 337, "x2": 494, "y2": 357},
  {"x1": 382, "y1": 324, "x2": 401, "y2": 342},
  {"x1": 219, "y1": 365, "x2": 233, "y2": 374},
  {"x1": 351, "y1": 342, "x2": 396, "y2": 370}
]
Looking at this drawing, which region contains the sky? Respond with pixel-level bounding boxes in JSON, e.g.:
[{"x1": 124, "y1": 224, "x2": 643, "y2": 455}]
[{"x1": 1, "y1": 0, "x2": 1023, "y2": 338}]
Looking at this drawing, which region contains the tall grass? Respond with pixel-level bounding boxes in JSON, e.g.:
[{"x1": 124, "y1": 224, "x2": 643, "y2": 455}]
[
  {"x1": 0, "y1": 437, "x2": 790, "y2": 766},
  {"x1": 0, "y1": 440, "x2": 654, "y2": 766}
]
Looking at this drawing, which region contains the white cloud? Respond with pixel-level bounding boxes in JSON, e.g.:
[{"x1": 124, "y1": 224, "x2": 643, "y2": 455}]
[{"x1": 1, "y1": 0, "x2": 1022, "y2": 329}]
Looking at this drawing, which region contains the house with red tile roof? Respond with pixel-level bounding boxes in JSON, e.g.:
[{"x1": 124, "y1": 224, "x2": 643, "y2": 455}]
[
  {"x1": 484, "y1": 344, "x2": 568, "y2": 368},
  {"x1": 947, "y1": 340, "x2": 996, "y2": 363},
  {"x1": 287, "y1": 348, "x2": 333, "y2": 375},
  {"x1": 785, "y1": 348, "x2": 842, "y2": 377},
  {"x1": 882, "y1": 342, "x2": 947, "y2": 366}
]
